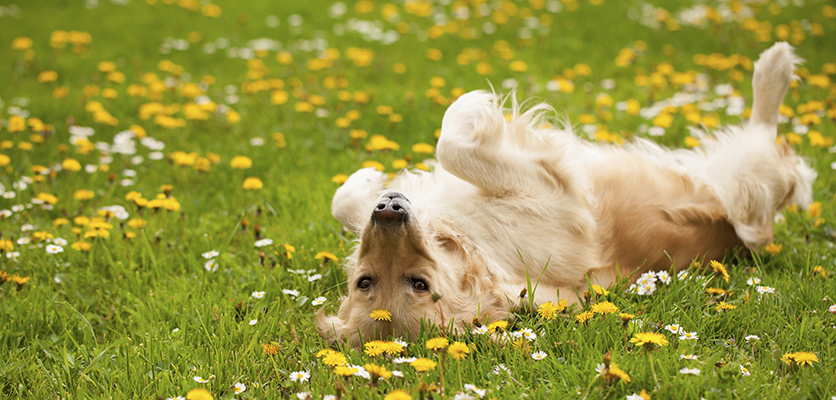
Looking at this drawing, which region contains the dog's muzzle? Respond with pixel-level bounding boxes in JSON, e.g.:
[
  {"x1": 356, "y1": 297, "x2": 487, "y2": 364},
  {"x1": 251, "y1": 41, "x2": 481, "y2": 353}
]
[{"x1": 373, "y1": 192, "x2": 410, "y2": 224}]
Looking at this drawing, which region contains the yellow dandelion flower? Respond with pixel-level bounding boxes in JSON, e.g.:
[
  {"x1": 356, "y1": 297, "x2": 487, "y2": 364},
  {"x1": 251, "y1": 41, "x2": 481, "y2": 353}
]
[
  {"x1": 425, "y1": 337, "x2": 448, "y2": 351},
  {"x1": 709, "y1": 260, "x2": 729, "y2": 282},
  {"x1": 538, "y1": 301, "x2": 561, "y2": 320},
  {"x1": 242, "y1": 177, "x2": 263, "y2": 190},
  {"x1": 487, "y1": 320, "x2": 508, "y2": 333},
  {"x1": 620, "y1": 313, "x2": 635, "y2": 321},
  {"x1": 764, "y1": 243, "x2": 782, "y2": 256},
  {"x1": 261, "y1": 343, "x2": 281, "y2": 355},
  {"x1": 62, "y1": 158, "x2": 81, "y2": 171},
  {"x1": 411, "y1": 142, "x2": 434, "y2": 154},
  {"x1": 331, "y1": 174, "x2": 348, "y2": 184},
  {"x1": 591, "y1": 301, "x2": 619, "y2": 315},
  {"x1": 230, "y1": 156, "x2": 252, "y2": 169},
  {"x1": 369, "y1": 309, "x2": 392, "y2": 321},
  {"x1": 410, "y1": 357, "x2": 436, "y2": 372},
  {"x1": 71, "y1": 241, "x2": 93, "y2": 251},
  {"x1": 334, "y1": 365, "x2": 359, "y2": 376},
  {"x1": 791, "y1": 352, "x2": 818, "y2": 366},
  {"x1": 716, "y1": 302, "x2": 736, "y2": 311},
  {"x1": 73, "y1": 189, "x2": 95, "y2": 201},
  {"x1": 448, "y1": 342, "x2": 470, "y2": 360},
  {"x1": 607, "y1": 364, "x2": 631, "y2": 382},
  {"x1": 630, "y1": 332, "x2": 669, "y2": 348},
  {"x1": 575, "y1": 310, "x2": 595, "y2": 323},
  {"x1": 36, "y1": 193, "x2": 59, "y2": 205},
  {"x1": 314, "y1": 251, "x2": 338, "y2": 262},
  {"x1": 384, "y1": 389, "x2": 412, "y2": 400},
  {"x1": 186, "y1": 388, "x2": 213, "y2": 400},
  {"x1": 705, "y1": 287, "x2": 728, "y2": 296},
  {"x1": 53, "y1": 218, "x2": 69, "y2": 226},
  {"x1": 364, "y1": 363, "x2": 392, "y2": 379}
]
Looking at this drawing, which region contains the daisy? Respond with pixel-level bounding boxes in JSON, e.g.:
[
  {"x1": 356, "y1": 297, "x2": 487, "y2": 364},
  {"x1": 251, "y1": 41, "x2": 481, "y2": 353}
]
[
  {"x1": 656, "y1": 270, "x2": 671, "y2": 284},
  {"x1": 193, "y1": 376, "x2": 209, "y2": 383},
  {"x1": 739, "y1": 365, "x2": 751, "y2": 376},
  {"x1": 493, "y1": 364, "x2": 511, "y2": 375},
  {"x1": 393, "y1": 356, "x2": 417, "y2": 364},
  {"x1": 472, "y1": 325, "x2": 488, "y2": 335},
  {"x1": 307, "y1": 274, "x2": 322, "y2": 282},
  {"x1": 595, "y1": 363, "x2": 606, "y2": 376},
  {"x1": 626, "y1": 394, "x2": 644, "y2": 400},
  {"x1": 249, "y1": 319, "x2": 258, "y2": 326},
  {"x1": 254, "y1": 238, "x2": 273, "y2": 247},
  {"x1": 756, "y1": 286, "x2": 776, "y2": 294},
  {"x1": 6, "y1": 252, "x2": 20, "y2": 259},
  {"x1": 295, "y1": 392, "x2": 310, "y2": 400},
  {"x1": 204, "y1": 259, "x2": 217, "y2": 272},
  {"x1": 16, "y1": 237, "x2": 30, "y2": 245},
  {"x1": 252, "y1": 291, "x2": 265, "y2": 299},
  {"x1": 312, "y1": 296, "x2": 326, "y2": 306},
  {"x1": 234, "y1": 382, "x2": 247, "y2": 394},
  {"x1": 166, "y1": 397, "x2": 185, "y2": 400},
  {"x1": 45, "y1": 244, "x2": 64, "y2": 254},
  {"x1": 531, "y1": 351, "x2": 548, "y2": 360},
  {"x1": 679, "y1": 331, "x2": 698, "y2": 340},
  {"x1": 828, "y1": 304, "x2": 836, "y2": 313},
  {"x1": 464, "y1": 384, "x2": 486, "y2": 398},
  {"x1": 746, "y1": 277, "x2": 761, "y2": 286},
  {"x1": 679, "y1": 367, "x2": 700, "y2": 375},
  {"x1": 744, "y1": 335, "x2": 761, "y2": 343},
  {"x1": 679, "y1": 354, "x2": 699, "y2": 360},
  {"x1": 289, "y1": 370, "x2": 310, "y2": 382},
  {"x1": 282, "y1": 289, "x2": 300, "y2": 297},
  {"x1": 677, "y1": 270, "x2": 690, "y2": 280},
  {"x1": 202, "y1": 250, "x2": 219, "y2": 259},
  {"x1": 288, "y1": 268, "x2": 306, "y2": 275},
  {"x1": 53, "y1": 238, "x2": 68, "y2": 246},
  {"x1": 664, "y1": 324, "x2": 683, "y2": 335}
]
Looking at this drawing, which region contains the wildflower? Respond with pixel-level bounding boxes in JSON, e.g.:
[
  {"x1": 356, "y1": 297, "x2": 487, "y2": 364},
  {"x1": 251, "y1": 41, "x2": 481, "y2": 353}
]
[
  {"x1": 605, "y1": 364, "x2": 631, "y2": 382},
  {"x1": 680, "y1": 354, "x2": 699, "y2": 360},
  {"x1": 709, "y1": 260, "x2": 729, "y2": 282},
  {"x1": 202, "y1": 250, "x2": 219, "y2": 259},
  {"x1": 282, "y1": 289, "x2": 299, "y2": 297},
  {"x1": 425, "y1": 337, "x2": 449, "y2": 350},
  {"x1": 656, "y1": 270, "x2": 671, "y2": 284},
  {"x1": 73, "y1": 189, "x2": 95, "y2": 201},
  {"x1": 744, "y1": 335, "x2": 761, "y2": 343},
  {"x1": 312, "y1": 296, "x2": 326, "y2": 306},
  {"x1": 448, "y1": 342, "x2": 470, "y2": 360},
  {"x1": 384, "y1": 390, "x2": 412, "y2": 400},
  {"x1": 716, "y1": 302, "x2": 737, "y2": 311},
  {"x1": 254, "y1": 239, "x2": 273, "y2": 247},
  {"x1": 307, "y1": 274, "x2": 322, "y2": 282},
  {"x1": 630, "y1": 332, "x2": 669, "y2": 348},
  {"x1": 289, "y1": 370, "x2": 310, "y2": 382},
  {"x1": 664, "y1": 324, "x2": 683, "y2": 335},
  {"x1": 370, "y1": 309, "x2": 392, "y2": 321},
  {"x1": 261, "y1": 343, "x2": 281, "y2": 355},
  {"x1": 193, "y1": 376, "x2": 210, "y2": 383},
  {"x1": 705, "y1": 287, "x2": 727, "y2": 296},
  {"x1": 230, "y1": 156, "x2": 252, "y2": 169},
  {"x1": 234, "y1": 383, "x2": 246, "y2": 394},
  {"x1": 538, "y1": 301, "x2": 561, "y2": 319},
  {"x1": 756, "y1": 286, "x2": 776, "y2": 295},
  {"x1": 71, "y1": 241, "x2": 92, "y2": 251},
  {"x1": 46, "y1": 245, "x2": 64, "y2": 254},
  {"x1": 323, "y1": 352, "x2": 347, "y2": 367},
  {"x1": 472, "y1": 325, "x2": 488, "y2": 335},
  {"x1": 410, "y1": 358, "x2": 436, "y2": 372},
  {"x1": 591, "y1": 301, "x2": 619, "y2": 315},
  {"x1": 314, "y1": 251, "x2": 338, "y2": 262},
  {"x1": 248, "y1": 319, "x2": 257, "y2": 326},
  {"x1": 530, "y1": 351, "x2": 548, "y2": 361},
  {"x1": 679, "y1": 331, "x2": 698, "y2": 341},
  {"x1": 186, "y1": 388, "x2": 213, "y2": 400},
  {"x1": 487, "y1": 320, "x2": 508, "y2": 332},
  {"x1": 204, "y1": 259, "x2": 217, "y2": 272},
  {"x1": 747, "y1": 277, "x2": 761, "y2": 286},
  {"x1": 782, "y1": 352, "x2": 819, "y2": 366},
  {"x1": 251, "y1": 291, "x2": 265, "y2": 299},
  {"x1": 740, "y1": 365, "x2": 751, "y2": 376},
  {"x1": 576, "y1": 310, "x2": 595, "y2": 323},
  {"x1": 679, "y1": 368, "x2": 700, "y2": 375},
  {"x1": 393, "y1": 356, "x2": 417, "y2": 364},
  {"x1": 828, "y1": 305, "x2": 836, "y2": 314},
  {"x1": 242, "y1": 177, "x2": 263, "y2": 190},
  {"x1": 364, "y1": 363, "x2": 393, "y2": 379},
  {"x1": 764, "y1": 242, "x2": 782, "y2": 256}
]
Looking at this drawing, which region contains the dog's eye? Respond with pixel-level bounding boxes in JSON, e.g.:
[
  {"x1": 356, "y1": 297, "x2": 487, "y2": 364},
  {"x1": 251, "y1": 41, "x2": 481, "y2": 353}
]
[
  {"x1": 357, "y1": 277, "x2": 372, "y2": 290},
  {"x1": 412, "y1": 279, "x2": 429, "y2": 292}
]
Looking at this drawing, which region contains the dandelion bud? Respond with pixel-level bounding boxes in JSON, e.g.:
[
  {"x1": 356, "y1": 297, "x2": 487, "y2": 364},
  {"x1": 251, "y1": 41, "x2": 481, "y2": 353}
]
[
  {"x1": 241, "y1": 218, "x2": 250, "y2": 230},
  {"x1": 519, "y1": 288, "x2": 527, "y2": 299},
  {"x1": 603, "y1": 351, "x2": 611, "y2": 367},
  {"x1": 431, "y1": 292, "x2": 441, "y2": 302},
  {"x1": 471, "y1": 317, "x2": 481, "y2": 327},
  {"x1": 107, "y1": 172, "x2": 117, "y2": 183}
]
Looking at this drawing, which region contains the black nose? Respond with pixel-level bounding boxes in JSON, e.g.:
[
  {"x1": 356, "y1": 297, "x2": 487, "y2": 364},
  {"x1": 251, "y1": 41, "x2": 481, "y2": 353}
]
[{"x1": 373, "y1": 192, "x2": 409, "y2": 223}]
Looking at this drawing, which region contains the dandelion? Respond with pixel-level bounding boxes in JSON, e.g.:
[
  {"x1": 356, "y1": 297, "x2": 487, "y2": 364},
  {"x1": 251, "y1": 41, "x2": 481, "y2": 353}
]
[
  {"x1": 709, "y1": 260, "x2": 729, "y2": 282},
  {"x1": 234, "y1": 383, "x2": 247, "y2": 394},
  {"x1": 537, "y1": 301, "x2": 561, "y2": 319},
  {"x1": 262, "y1": 343, "x2": 281, "y2": 355},
  {"x1": 252, "y1": 291, "x2": 265, "y2": 299},
  {"x1": 782, "y1": 352, "x2": 819, "y2": 366},
  {"x1": 531, "y1": 351, "x2": 548, "y2": 360},
  {"x1": 591, "y1": 301, "x2": 619, "y2": 315},
  {"x1": 448, "y1": 342, "x2": 470, "y2": 360},
  {"x1": 384, "y1": 389, "x2": 412, "y2": 400},
  {"x1": 242, "y1": 177, "x2": 263, "y2": 190},
  {"x1": 289, "y1": 370, "x2": 310, "y2": 382},
  {"x1": 764, "y1": 242, "x2": 782, "y2": 256},
  {"x1": 370, "y1": 309, "x2": 392, "y2": 321},
  {"x1": 425, "y1": 337, "x2": 449, "y2": 350},
  {"x1": 312, "y1": 296, "x2": 326, "y2": 306},
  {"x1": 679, "y1": 367, "x2": 701, "y2": 375},
  {"x1": 186, "y1": 388, "x2": 213, "y2": 400},
  {"x1": 631, "y1": 332, "x2": 668, "y2": 348},
  {"x1": 487, "y1": 320, "x2": 508, "y2": 333},
  {"x1": 410, "y1": 358, "x2": 437, "y2": 372},
  {"x1": 314, "y1": 251, "x2": 338, "y2": 262},
  {"x1": 230, "y1": 156, "x2": 252, "y2": 169}
]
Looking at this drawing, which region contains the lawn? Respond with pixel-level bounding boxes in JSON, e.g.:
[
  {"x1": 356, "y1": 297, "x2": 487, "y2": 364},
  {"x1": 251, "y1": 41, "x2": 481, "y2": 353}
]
[{"x1": 1, "y1": 0, "x2": 835, "y2": 399}]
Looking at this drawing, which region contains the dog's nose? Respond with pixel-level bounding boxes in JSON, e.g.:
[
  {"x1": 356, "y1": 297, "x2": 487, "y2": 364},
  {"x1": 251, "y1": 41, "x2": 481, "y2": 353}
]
[{"x1": 373, "y1": 192, "x2": 409, "y2": 223}]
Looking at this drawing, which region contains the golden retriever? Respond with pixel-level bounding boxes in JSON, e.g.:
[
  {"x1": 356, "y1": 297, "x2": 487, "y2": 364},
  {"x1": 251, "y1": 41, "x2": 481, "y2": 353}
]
[{"x1": 317, "y1": 42, "x2": 816, "y2": 346}]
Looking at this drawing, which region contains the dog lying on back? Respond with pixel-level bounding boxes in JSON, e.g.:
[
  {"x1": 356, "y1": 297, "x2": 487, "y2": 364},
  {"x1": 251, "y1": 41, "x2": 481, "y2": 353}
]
[{"x1": 317, "y1": 42, "x2": 816, "y2": 346}]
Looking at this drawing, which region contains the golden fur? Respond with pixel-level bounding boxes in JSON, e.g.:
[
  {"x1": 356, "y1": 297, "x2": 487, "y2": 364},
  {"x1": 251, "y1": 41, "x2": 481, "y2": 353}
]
[{"x1": 317, "y1": 42, "x2": 816, "y2": 347}]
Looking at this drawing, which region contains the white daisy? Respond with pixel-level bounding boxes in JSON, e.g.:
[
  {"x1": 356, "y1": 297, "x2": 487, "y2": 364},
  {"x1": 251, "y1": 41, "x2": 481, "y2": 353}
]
[
  {"x1": 531, "y1": 351, "x2": 548, "y2": 360},
  {"x1": 739, "y1": 365, "x2": 750, "y2": 376},
  {"x1": 202, "y1": 250, "x2": 219, "y2": 259},
  {"x1": 17, "y1": 237, "x2": 30, "y2": 245},
  {"x1": 656, "y1": 270, "x2": 671, "y2": 284},
  {"x1": 595, "y1": 363, "x2": 606, "y2": 376},
  {"x1": 464, "y1": 384, "x2": 486, "y2": 398},
  {"x1": 45, "y1": 244, "x2": 64, "y2": 254},
  {"x1": 756, "y1": 286, "x2": 775, "y2": 294},
  {"x1": 746, "y1": 277, "x2": 761, "y2": 286},
  {"x1": 679, "y1": 367, "x2": 700, "y2": 375},
  {"x1": 492, "y1": 364, "x2": 511, "y2": 375},
  {"x1": 312, "y1": 296, "x2": 326, "y2": 306},
  {"x1": 392, "y1": 370, "x2": 404, "y2": 377},
  {"x1": 626, "y1": 394, "x2": 644, "y2": 400},
  {"x1": 249, "y1": 319, "x2": 258, "y2": 326},
  {"x1": 744, "y1": 335, "x2": 760, "y2": 343},
  {"x1": 295, "y1": 392, "x2": 309, "y2": 400},
  {"x1": 679, "y1": 354, "x2": 699, "y2": 360},
  {"x1": 252, "y1": 291, "x2": 265, "y2": 299},
  {"x1": 307, "y1": 274, "x2": 322, "y2": 282},
  {"x1": 664, "y1": 324, "x2": 683, "y2": 335},
  {"x1": 234, "y1": 382, "x2": 247, "y2": 393},
  {"x1": 679, "y1": 331, "x2": 698, "y2": 340},
  {"x1": 472, "y1": 325, "x2": 488, "y2": 335},
  {"x1": 204, "y1": 259, "x2": 218, "y2": 272},
  {"x1": 193, "y1": 376, "x2": 209, "y2": 383},
  {"x1": 393, "y1": 357, "x2": 417, "y2": 364},
  {"x1": 828, "y1": 304, "x2": 836, "y2": 314},
  {"x1": 254, "y1": 238, "x2": 274, "y2": 247},
  {"x1": 289, "y1": 370, "x2": 310, "y2": 382},
  {"x1": 53, "y1": 238, "x2": 68, "y2": 246},
  {"x1": 282, "y1": 289, "x2": 299, "y2": 297}
]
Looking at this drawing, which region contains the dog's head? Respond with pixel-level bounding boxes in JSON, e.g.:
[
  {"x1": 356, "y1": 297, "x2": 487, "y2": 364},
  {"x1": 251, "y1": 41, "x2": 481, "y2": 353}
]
[{"x1": 316, "y1": 191, "x2": 507, "y2": 347}]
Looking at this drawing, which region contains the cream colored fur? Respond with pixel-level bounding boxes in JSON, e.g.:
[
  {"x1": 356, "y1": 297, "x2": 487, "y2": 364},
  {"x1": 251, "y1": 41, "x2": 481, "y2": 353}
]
[{"x1": 317, "y1": 42, "x2": 816, "y2": 346}]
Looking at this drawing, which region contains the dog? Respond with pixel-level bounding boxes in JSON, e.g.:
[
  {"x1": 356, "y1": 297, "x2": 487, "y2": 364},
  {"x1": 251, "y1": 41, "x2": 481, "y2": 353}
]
[{"x1": 317, "y1": 42, "x2": 816, "y2": 346}]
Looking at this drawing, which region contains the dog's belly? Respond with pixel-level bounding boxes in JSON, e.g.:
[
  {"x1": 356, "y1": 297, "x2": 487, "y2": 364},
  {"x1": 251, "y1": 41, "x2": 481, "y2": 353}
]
[{"x1": 592, "y1": 154, "x2": 744, "y2": 278}]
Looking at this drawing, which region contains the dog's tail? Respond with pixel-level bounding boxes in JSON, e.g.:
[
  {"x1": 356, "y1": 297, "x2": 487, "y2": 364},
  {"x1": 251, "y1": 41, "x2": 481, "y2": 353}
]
[{"x1": 749, "y1": 42, "x2": 801, "y2": 130}]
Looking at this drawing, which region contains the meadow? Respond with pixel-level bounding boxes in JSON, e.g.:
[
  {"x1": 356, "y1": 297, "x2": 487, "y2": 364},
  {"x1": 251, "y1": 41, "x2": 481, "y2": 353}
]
[{"x1": 1, "y1": 0, "x2": 835, "y2": 398}]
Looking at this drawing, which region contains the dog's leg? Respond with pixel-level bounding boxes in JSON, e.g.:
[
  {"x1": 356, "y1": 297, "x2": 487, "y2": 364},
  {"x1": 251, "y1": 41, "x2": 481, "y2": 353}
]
[
  {"x1": 437, "y1": 91, "x2": 563, "y2": 195},
  {"x1": 749, "y1": 42, "x2": 801, "y2": 130},
  {"x1": 332, "y1": 167, "x2": 387, "y2": 233}
]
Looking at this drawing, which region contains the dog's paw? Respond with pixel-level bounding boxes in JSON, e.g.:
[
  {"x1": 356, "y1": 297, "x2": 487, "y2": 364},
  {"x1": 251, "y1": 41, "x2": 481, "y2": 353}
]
[
  {"x1": 439, "y1": 90, "x2": 504, "y2": 147},
  {"x1": 343, "y1": 167, "x2": 386, "y2": 188}
]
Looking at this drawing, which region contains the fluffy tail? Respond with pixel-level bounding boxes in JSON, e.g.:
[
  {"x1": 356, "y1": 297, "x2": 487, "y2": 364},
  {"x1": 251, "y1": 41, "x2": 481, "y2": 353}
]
[{"x1": 749, "y1": 42, "x2": 802, "y2": 129}]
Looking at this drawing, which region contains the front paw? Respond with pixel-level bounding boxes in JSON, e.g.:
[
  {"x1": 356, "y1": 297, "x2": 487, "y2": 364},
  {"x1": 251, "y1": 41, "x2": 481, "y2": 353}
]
[{"x1": 439, "y1": 90, "x2": 504, "y2": 147}]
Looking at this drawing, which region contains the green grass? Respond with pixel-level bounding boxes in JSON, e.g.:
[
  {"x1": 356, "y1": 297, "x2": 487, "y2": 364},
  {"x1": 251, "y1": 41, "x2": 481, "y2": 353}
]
[{"x1": 1, "y1": 0, "x2": 835, "y2": 398}]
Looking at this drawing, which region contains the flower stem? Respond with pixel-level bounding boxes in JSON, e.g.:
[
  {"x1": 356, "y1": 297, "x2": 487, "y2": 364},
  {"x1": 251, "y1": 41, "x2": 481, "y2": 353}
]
[{"x1": 648, "y1": 350, "x2": 658, "y2": 385}]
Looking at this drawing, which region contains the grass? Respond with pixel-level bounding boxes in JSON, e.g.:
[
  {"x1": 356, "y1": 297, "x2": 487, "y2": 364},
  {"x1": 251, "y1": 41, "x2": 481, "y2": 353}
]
[{"x1": 0, "y1": 0, "x2": 835, "y2": 398}]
